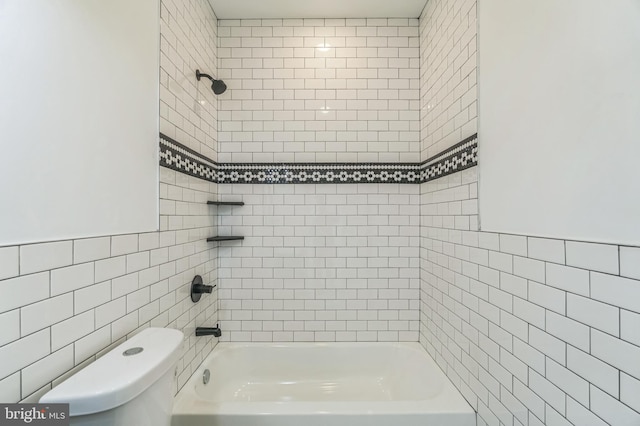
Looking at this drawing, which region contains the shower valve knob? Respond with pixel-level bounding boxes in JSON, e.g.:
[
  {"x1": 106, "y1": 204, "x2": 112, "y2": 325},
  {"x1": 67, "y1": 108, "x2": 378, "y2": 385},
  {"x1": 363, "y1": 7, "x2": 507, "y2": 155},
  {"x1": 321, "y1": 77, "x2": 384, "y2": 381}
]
[
  {"x1": 190, "y1": 275, "x2": 216, "y2": 302},
  {"x1": 193, "y1": 284, "x2": 213, "y2": 294}
]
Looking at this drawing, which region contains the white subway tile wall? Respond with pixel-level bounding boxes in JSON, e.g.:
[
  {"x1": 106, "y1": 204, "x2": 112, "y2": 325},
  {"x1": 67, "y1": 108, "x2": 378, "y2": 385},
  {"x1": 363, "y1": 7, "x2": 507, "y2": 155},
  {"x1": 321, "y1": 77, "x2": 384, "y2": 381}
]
[
  {"x1": 217, "y1": 19, "x2": 420, "y2": 163},
  {"x1": 160, "y1": 0, "x2": 219, "y2": 159},
  {"x1": 0, "y1": 0, "x2": 220, "y2": 403},
  {"x1": 216, "y1": 183, "x2": 420, "y2": 342},
  {"x1": 419, "y1": 2, "x2": 640, "y2": 424},
  {"x1": 420, "y1": 0, "x2": 477, "y2": 160},
  {"x1": 420, "y1": 167, "x2": 640, "y2": 425}
]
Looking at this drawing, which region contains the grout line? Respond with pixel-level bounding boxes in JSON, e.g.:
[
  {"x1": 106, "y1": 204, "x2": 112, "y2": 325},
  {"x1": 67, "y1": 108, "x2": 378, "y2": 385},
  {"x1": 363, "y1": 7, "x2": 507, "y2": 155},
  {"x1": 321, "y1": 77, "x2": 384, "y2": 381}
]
[{"x1": 618, "y1": 245, "x2": 622, "y2": 277}]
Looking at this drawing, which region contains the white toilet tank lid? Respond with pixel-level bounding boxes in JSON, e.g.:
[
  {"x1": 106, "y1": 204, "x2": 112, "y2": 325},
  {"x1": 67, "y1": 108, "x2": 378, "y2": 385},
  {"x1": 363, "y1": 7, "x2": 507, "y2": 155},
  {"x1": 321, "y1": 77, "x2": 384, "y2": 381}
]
[{"x1": 40, "y1": 327, "x2": 184, "y2": 416}]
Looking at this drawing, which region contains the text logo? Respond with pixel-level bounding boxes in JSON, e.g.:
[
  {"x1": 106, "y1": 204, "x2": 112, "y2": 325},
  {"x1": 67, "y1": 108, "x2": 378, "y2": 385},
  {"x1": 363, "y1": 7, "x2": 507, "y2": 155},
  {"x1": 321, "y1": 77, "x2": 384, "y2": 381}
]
[{"x1": 0, "y1": 405, "x2": 69, "y2": 426}]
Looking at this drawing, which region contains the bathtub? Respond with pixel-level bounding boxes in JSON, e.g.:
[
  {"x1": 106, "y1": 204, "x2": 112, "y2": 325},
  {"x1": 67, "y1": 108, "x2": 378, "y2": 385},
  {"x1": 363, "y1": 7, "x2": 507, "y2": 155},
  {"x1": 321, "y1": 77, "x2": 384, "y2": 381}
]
[{"x1": 172, "y1": 342, "x2": 476, "y2": 426}]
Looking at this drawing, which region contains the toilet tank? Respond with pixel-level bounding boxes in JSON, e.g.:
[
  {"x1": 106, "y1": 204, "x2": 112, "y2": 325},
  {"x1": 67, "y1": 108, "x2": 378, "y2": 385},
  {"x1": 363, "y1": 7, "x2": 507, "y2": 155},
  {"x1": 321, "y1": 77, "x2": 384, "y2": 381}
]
[{"x1": 40, "y1": 328, "x2": 184, "y2": 426}]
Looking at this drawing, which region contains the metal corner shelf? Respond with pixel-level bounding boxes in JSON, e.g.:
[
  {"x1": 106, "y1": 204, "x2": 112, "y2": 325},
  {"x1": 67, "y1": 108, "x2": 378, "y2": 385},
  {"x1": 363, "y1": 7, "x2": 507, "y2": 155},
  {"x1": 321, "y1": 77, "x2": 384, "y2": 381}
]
[
  {"x1": 206, "y1": 236, "x2": 244, "y2": 242},
  {"x1": 207, "y1": 199, "x2": 244, "y2": 243},
  {"x1": 207, "y1": 201, "x2": 245, "y2": 206}
]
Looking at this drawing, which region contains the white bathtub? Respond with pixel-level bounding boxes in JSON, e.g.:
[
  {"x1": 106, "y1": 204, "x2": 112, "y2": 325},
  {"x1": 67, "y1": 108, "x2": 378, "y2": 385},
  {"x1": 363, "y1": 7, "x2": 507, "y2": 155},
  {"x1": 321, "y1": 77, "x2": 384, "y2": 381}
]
[{"x1": 172, "y1": 342, "x2": 476, "y2": 426}]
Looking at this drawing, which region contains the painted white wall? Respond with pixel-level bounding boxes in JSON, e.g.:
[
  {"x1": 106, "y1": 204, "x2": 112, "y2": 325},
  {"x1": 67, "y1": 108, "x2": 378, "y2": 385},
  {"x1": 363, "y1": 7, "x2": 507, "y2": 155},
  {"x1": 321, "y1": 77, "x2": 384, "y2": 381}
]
[
  {"x1": 0, "y1": 0, "x2": 159, "y2": 245},
  {"x1": 478, "y1": 0, "x2": 640, "y2": 245},
  {"x1": 0, "y1": 0, "x2": 219, "y2": 404}
]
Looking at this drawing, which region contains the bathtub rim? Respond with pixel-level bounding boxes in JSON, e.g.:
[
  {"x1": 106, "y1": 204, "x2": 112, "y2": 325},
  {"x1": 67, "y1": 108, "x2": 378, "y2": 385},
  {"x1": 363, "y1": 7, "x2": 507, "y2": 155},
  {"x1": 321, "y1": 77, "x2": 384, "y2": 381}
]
[{"x1": 172, "y1": 341, "x2": 476, "y2": 417}]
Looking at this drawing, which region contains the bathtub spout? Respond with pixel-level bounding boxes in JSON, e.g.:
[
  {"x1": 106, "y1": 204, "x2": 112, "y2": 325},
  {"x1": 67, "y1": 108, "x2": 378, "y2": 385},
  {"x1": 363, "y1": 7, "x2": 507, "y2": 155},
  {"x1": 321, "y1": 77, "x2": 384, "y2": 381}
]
[{"x1": 196, "y1": 326, "x2": 222, "y2": 337}]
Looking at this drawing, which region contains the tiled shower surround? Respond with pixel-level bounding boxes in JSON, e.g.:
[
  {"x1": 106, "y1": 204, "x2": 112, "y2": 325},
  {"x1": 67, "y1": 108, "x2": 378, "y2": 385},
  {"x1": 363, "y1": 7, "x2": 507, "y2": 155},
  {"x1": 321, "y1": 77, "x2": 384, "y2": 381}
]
[
  {"x1": 216, "y1": 183, "x2": 420, "y2": 342},
  {"x1": 419, "y1": 0, "x2": 477, "y2": 159},
  {"x1": 160, "y1": 0, "x2": 220, "y2": 160},
  {"x1": 1, "y1": 1, "x2": 639, "y2": 425},
  {"x1": 418, "y1": 1, "x2": 640, "y2": 425},
  {"x1": 217, "y1": 18, "x2": 421, "y2": 163}
]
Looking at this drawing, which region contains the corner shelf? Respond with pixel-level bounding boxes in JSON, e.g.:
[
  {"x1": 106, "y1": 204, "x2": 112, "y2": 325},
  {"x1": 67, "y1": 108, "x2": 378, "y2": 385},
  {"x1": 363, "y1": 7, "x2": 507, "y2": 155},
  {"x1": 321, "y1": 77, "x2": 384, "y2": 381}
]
[
  {"x1": 207, "y1": 200, "x2": 244, "y2": 243},
  {"x1": 207, "y1": 201, "x2": 245, "y2": 206},
  {"x1": 207, "y1": 236, "x2": 244, "y2": 242}
]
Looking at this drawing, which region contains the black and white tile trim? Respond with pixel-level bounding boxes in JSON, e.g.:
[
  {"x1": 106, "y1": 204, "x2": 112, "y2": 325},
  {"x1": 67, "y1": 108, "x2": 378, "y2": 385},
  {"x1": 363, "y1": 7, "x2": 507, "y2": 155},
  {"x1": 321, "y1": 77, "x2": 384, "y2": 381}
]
[
  {"x1": 420, "y1": 133, "x2": 478, "y2": 183},
  {"x1": 160, "y1": 133, "x2": 218, "y2": 182},
  {"x1": 159, "y1": 133, "x2": 477, "y2": 184},
  {"x1": 217, "y1": 163, "x2": 420, "y2": 184}
]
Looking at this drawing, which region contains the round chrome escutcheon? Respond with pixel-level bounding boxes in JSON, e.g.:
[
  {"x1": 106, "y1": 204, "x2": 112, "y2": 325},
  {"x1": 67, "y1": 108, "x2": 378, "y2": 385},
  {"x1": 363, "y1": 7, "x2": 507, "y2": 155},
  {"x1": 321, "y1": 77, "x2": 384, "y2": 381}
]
[
  {"x1": 203, "y1": 369, "x2": 211, "y2": 385},
  {"x1": 123, "y1": 347, "x2": 144, "y2": 356}
]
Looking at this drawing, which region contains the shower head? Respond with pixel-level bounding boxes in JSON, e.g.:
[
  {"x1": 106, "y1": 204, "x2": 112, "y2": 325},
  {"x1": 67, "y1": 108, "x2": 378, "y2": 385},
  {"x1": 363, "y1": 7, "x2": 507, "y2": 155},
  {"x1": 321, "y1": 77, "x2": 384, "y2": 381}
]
[
  {"x1": 211, "y1": 79, "x2": 227, "y2": 95},
  {"x1": 196, "y1": 69, "x2": 227, "y2": 95}
]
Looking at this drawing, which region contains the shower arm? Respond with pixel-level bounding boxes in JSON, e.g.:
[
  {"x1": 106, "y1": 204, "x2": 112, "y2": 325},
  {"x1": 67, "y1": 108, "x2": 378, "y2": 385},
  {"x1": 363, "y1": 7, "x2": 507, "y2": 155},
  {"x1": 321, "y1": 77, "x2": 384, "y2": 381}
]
[
  {"x1": 196, "y1": 69, "x2": 227, "y2": 95},
  {"x1": 196, "y1": 69, "x2": 214, "y2": 82}
]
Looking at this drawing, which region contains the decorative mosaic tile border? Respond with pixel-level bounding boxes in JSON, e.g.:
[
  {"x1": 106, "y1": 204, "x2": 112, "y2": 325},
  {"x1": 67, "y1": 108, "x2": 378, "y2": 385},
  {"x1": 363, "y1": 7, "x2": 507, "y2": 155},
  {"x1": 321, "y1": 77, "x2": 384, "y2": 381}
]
[
  {"x1": 216, "y1": 163, "x2": 420, "y2": 184},
  {"x1": 420, "y1": 133, "x2": 478, "y2": 183},
  {"x1": 159, "y1": 133, "x2": 477, "y2": 184},
  {"x1": 160, "y1": 134, "x2": 217, "y2": 182}
]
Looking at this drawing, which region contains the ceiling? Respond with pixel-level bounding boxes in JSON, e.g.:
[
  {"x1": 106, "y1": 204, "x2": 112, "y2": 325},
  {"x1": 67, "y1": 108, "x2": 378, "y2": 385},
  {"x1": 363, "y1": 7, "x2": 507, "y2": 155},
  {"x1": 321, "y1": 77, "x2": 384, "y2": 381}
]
[{"x1": 208, "y1": 0, "x2": 429, "y2": 19}]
